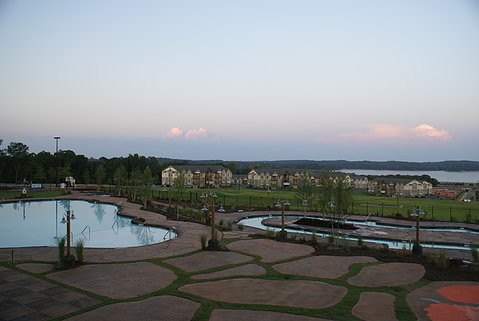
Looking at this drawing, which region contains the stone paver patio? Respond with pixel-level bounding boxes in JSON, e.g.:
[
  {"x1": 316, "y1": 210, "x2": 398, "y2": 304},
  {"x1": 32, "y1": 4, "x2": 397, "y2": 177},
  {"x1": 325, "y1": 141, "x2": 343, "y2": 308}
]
[
  {"x1": 0, "y1": 266, "x2": 100, "y2": 321},
  {"x1": 65, "y1": 296, "x2": 201, "y2": 321},
  {"x1": 348, "y1": 262, "x2": 425, "y2": 287},
  {"x1": 352, "y1": 292, "x2": 398, "y2": 321},
  {"x1": 192, "y1": 263, "x2": 266, "y2": 280},
  {"x1": 164, "y1": 251, "x2": 253, "y2": 272},
  {"x1": 209, "y1": 309, "x2": 334, "y2": 321},
  {"x1": 273, "y1": 255, "x2": 376, "y2": 279},
  {"x1": 227, "y1": 239, "x2": 314, "y2": 262},
  {"x1": 179, "y1": 278, "x2": 348, "y2": 309},
  {"x1": 16, "y1": 263, "x2": 54, "y2": 274},
  {"x1": 48, "y1": 262, "x2": 176, "y2": 299}
]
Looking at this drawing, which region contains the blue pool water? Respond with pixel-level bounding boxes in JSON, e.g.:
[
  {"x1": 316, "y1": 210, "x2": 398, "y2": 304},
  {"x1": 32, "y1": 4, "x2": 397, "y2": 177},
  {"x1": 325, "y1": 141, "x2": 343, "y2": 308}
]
[
  {"x1": 238, "y1": 215, "x2": 476, "y2": 251},
  {"x1": 0, "y1": 200, "x2": 176, "y2": 248}
]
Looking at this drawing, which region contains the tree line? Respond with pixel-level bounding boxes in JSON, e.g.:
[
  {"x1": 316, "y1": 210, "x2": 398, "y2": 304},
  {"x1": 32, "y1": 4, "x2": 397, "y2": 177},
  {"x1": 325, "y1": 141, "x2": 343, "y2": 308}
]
[{"x1": 0, "y1": 140, "x2": 166, "y2": 185}]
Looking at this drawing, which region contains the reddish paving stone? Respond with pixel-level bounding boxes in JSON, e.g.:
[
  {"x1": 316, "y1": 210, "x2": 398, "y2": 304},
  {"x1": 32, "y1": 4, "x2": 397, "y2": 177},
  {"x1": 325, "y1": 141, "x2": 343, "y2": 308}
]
[
  {"x1": 17, "y1": 263, "x2": 54, "y2": 274},
  {"x1": 209, "y1": 309, "x2": 334, "y2": 321},
  {"x1": 406, "y1": 281, "x2": 479, "y2": 321},
  {"x1": 348, "y1": 263, "x2": 425, "y2": 287},
  {"x1": 164, "y1": 251, "x2": 253, "y2": 272},
  {"x1": 227, "y1": 239, "x2": 314, "y2": 262},
  {"x1": 48, "y1": 262, "x2": 176, "y2": 299},
  {"x1": 273, "y1": 256, "x2": 376, "y2": 279},
  {"x1": 66, "y1": 295, "x2": 200, "y2": 321},
  {"x1": 192, "y1": 264, "x2": 266, "y2": 280},
  {"x1": 179, "y1": 278, "x2": 347, "y2": 309},
  {"x1": 352, "y1": 292, "x2": 397, "y2": 321}
]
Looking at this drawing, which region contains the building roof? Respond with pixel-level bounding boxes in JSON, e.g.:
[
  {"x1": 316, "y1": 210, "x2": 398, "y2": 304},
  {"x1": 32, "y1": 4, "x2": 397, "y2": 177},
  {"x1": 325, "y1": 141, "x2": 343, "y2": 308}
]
[{"x1": 167, "y1": 165, "x2": 229, "y2": 172}]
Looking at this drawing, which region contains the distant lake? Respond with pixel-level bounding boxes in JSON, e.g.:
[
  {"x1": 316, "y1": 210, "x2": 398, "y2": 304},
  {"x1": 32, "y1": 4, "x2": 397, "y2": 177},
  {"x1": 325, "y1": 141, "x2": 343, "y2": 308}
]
[{"x1": 340, "y1": 169, "x2": 479, "y2": 183}]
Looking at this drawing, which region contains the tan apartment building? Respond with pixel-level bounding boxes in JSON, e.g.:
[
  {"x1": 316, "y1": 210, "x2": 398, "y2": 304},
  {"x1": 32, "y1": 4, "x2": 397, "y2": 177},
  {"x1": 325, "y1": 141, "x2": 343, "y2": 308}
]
[{"x1": 162, "y1": 165, "x2": 233, "y2": 189}]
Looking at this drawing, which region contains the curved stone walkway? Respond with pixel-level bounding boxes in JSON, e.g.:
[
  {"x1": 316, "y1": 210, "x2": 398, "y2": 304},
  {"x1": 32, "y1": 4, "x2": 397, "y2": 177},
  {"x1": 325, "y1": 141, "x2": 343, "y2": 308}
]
[
  {"x1": 164, "y1": 251, "x2": 253, "y2": 272},
  {"x1": 192, "y1": 264, "x2": 266, "y2": 280}
]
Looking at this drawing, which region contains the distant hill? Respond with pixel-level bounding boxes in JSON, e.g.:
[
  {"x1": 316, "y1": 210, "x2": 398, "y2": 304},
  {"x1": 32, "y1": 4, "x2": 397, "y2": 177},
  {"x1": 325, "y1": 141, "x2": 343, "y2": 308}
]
[{"x1": 157, "y1": 158, "x2": 479, "y2": 171}]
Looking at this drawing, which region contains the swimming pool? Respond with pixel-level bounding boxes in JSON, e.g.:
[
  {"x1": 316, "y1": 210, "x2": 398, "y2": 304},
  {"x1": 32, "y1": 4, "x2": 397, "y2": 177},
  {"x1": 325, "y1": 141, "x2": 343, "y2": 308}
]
[
  {"x1": 0, "y1": 200, "x2": 176, "y2": 248},
  {"x1": 238, "y1": 215, "x2": 477, "y2": 251}
]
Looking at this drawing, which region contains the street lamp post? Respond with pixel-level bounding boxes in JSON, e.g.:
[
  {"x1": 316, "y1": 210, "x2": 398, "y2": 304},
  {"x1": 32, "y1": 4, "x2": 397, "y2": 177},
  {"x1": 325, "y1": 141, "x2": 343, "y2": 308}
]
[
  {"x1": 54, "y1": 137, "x2": 60, "y2": 187},
  {"x1": 411, "y1": 206, "x2": 426, "y2": 255},
  {"x1": 201, "y1": 191, "x2": 220, "y2": 249},
  {"x1": 60, "y1": 210, "x2": 76, "y2": 265},
  {"x1": 275, "y1": 198, "x2": 289, "y2": 239}
]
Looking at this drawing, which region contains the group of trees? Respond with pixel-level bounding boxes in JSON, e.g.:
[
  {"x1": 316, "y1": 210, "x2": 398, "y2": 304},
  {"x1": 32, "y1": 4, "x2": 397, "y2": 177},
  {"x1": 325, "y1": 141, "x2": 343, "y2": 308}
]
[
  {"x1": 296, "y1": 170, "x2": 353, "y2": 221},
  {"x1": 0, "y1": 140, "x2": 165, "y2": 186}
]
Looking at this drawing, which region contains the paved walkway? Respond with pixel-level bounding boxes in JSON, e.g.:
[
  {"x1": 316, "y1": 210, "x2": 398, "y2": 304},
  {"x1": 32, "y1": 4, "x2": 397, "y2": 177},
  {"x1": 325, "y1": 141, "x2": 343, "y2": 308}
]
[{"x1": 1, "y1": 195, "x2": 478, "y2": 320}]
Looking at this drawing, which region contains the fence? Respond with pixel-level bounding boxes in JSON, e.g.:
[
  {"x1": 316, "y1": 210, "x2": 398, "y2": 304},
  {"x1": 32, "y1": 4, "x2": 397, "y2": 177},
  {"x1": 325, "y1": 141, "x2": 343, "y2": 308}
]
[{"x1": 145, "y1": 188, "x2": 479, "y2": 223}]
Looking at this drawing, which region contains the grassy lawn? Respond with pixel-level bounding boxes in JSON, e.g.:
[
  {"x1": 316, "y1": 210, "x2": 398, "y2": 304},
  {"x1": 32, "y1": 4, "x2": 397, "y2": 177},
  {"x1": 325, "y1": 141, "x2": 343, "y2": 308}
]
[
  {"x1": 152, "y1": 187, "x2": 479, "y2": 223},
  {"x1": 0, "y1": 190, "x2": 64, "y2": 200}
]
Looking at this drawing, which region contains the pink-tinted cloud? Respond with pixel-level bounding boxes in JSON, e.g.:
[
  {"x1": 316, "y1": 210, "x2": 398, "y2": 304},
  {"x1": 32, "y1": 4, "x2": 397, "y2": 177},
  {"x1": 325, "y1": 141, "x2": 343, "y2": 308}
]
[
  {"x1": 185, "y1": 128, "x2": 208, "y2": 138},
  {"x1": 164, "y1": 127, "x2": 184, "y2": 137},
  {"x1": 320, "y1": 124, "x2": 452, "y2": 143},
  {"x1": 163, "y1": 127, "x2": 210, "y2": 139}
]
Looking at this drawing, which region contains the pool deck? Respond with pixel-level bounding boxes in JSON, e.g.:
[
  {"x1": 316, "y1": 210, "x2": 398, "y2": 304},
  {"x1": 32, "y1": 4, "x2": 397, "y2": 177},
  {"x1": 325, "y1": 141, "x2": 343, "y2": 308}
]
[{"x1": 1, "y1": 193, "x2": 478, "y2": 320}]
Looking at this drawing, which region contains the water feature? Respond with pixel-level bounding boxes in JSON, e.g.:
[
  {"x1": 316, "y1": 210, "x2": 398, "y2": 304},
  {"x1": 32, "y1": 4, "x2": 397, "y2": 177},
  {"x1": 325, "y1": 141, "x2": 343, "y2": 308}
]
[
  {"x1": 0, "y1": 200, "x2": 176, "y2": 248},
  {"x1": 238, "y1": 215, "x2": 477, "y2": 251}
]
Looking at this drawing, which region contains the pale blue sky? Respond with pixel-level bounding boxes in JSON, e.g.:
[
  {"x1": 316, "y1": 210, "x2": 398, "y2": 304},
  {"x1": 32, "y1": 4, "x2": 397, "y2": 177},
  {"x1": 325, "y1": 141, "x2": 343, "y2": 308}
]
[{"x1": 1, "y1": 0, "x2": 478, "y2": 161}]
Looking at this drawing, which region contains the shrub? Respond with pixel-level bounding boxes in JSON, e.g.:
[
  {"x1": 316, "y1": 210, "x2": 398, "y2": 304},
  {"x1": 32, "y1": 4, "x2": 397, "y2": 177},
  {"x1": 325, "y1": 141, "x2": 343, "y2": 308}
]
[
  {"x1": 471, "y1": 244, "x2": 478, "y2": 263},
  {"x1": 75, "y1": 239, "x2": 85, "y2": 264},
  {"x1": 310, "y1": 231, "x2": 317, "y2": 245},
  {"x1": 56, "y1": 236, "x2": 66, "y2": 263},
  {"x1": 436, "y1": 250, "x2": 448, "y2": 270},
  {"x1": 328, "y1": 234, "x2": 335, "y2": 244},
  {"x1": 219, "y1": 219, "x2": 224, "y2": 226},
  {"x1": 199, "y1": 234, "x2": 207, "y2": 250},
  {"x1": 357, "y1": 235, "x2": 363, "y2": 247},
  {"x1": 266, "y1": 228, "x2": 275, "y2": 238},
  {"x1": 237, "y1": 223, "x2": 244, "y2": 231},
  {"x1": 227, "y1": 221, "x2": 233, "y2": 230}
]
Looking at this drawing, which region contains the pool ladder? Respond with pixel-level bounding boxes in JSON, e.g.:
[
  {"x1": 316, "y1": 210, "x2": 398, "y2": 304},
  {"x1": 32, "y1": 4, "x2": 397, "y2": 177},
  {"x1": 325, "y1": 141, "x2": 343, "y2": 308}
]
[{"x1": 81, "y1": 226, "x2": 91, "y2": 240}]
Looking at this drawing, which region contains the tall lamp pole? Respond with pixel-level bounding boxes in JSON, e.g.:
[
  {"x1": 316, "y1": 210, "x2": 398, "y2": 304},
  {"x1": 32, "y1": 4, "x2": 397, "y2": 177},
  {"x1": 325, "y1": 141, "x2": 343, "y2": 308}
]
[
  {"x1": 54, "y1": 137, "x2": 61, "y2": 187},
  {"x1": 411, "y1": 206, "x2": 425, "y2": 255},
  {"x1": 201, "y1": 191, "x2": 220, "y2": 249},
  {"x1": 275, "y1": 198, "x2": 289, "y2": 239}
]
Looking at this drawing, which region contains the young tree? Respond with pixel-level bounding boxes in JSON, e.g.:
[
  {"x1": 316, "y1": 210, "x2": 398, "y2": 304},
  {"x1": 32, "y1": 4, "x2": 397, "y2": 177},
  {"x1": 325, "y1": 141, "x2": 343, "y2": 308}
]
[
  {"x1": 113, "y1": 165, "x2": 128, "y2": 196},
  {"x1": 296, "y1": 171, "x2": 316, "y2": 210},
  {"x1": 95, "y1": 164, "x2": 106, "y2": 190},
  {"x1": 142, "y1": 167, "x2": 153, "y2": 206},
  {"x1": 129, "y1": 168, "x2": 143, "y2": 201},
  {"x1": 316, "y1": 170, "x2": 335, "y2": 218},
  {"x1": 173, "y1": 171, "x2": 186, "y2": 201}
]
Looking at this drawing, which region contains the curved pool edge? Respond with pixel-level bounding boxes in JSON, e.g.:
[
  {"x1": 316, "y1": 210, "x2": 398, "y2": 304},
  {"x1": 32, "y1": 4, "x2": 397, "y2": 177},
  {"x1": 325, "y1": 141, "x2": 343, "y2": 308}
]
[{"x1": 0, "y1": 193, "x2": 210, "y2": 263}]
